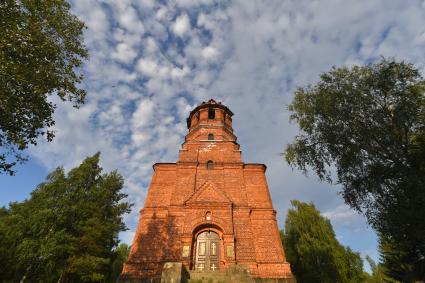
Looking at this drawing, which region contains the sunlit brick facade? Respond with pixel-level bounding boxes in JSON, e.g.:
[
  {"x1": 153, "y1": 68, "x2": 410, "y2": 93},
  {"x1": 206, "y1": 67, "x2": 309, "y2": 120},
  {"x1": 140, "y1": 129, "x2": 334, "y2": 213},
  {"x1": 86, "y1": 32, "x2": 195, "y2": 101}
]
[{"x1": 121, "y1": 99, "x2": 293, "y2": 281}]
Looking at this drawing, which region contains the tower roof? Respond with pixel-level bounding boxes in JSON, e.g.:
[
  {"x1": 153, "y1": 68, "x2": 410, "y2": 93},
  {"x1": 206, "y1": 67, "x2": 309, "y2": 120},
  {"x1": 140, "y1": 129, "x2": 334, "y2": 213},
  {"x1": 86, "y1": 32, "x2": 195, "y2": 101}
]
[{"x1": 186, "y1": 99, "x2": 234, "y2": 128}]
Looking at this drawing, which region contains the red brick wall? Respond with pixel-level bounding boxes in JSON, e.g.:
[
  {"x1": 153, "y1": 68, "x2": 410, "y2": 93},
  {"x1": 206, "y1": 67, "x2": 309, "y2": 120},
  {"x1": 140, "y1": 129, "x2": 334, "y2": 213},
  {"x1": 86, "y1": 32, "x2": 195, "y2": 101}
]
[{"x1": 121, "y1": 100, "x2": 293, "y2": 280}]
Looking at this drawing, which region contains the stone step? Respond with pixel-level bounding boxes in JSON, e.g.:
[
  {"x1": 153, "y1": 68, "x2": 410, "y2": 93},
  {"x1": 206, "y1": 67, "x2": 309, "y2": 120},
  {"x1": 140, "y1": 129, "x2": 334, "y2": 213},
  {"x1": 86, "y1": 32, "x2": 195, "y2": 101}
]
[
  {"x1": 189, "y1": 272, "x2": 226, "y2": 277},
  {"x1": 189, "y1": 271, "x2": 227, "y2": 282},
  {"x1": 187, "y1": 279, "x2": 225, "y2": 283},
  {"x1": 188, "y1": 268, "x2": 255, "y2": 283}
]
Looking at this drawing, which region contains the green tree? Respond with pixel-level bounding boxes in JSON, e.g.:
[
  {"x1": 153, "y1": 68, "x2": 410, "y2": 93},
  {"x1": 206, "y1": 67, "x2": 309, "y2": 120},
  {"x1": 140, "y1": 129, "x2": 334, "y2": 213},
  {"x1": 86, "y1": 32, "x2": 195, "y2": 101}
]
[
  {"x1": 363, "y1": 255, "x2": 394, "y2": 283},
  {"x1": 0, "y1": 0, "x2": 88, "y2": 175},
  {"x1": 0, "y1": 153, "x2": 131, "y2": 282},
  {"x1": 285, "y1": 58, "x2": 425, "y2": 280},
  {"x1": 0, "y1": 207, "x2": 21, "y2": 282},
  {"x1": 283, "y1": 200, "x2": 364, "y2": 283},
  {"x1": 110, "y1": 243, "x2": 131, "y2": 283},
  {"x1": 378, "y1": 234, "x2": 425, "y2": 282}
]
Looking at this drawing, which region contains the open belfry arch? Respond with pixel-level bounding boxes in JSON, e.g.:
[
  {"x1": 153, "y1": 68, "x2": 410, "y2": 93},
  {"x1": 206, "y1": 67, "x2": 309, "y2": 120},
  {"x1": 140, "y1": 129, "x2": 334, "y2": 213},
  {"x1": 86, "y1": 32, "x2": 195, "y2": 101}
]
[{"x1": 121, "y1": 99, "x2": 294, "y2": 282}]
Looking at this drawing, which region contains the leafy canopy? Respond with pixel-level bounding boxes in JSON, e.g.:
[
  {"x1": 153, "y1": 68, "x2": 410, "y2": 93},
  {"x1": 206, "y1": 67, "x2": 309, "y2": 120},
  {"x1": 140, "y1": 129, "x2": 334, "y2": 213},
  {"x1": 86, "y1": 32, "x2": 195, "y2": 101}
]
[
  {"x1": 0, "y1": 153, "x2": 131, "y2": 282},
  {"x1": 0, "y1": 0, "x2": 88, "y2": 174},
  {"x1": 282, "y1": 200, "x2": 364, "y2": 283},
  {"x1": 362, "y1": 255, "x2": 393, "y2": 283},
  {"x1": 110, "y1": 243, "x2": 131, "y2": 283},
  {"x1": 285, "y1": 58, "x2": 425, "y2": 280}
]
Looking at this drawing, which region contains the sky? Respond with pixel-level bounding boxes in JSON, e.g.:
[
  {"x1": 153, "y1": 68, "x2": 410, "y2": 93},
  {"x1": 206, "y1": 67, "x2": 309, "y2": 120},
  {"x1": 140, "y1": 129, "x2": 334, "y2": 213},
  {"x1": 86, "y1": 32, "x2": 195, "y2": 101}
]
[{"x1": 2, "y1": 0, "x2": 425, "y2": 271}]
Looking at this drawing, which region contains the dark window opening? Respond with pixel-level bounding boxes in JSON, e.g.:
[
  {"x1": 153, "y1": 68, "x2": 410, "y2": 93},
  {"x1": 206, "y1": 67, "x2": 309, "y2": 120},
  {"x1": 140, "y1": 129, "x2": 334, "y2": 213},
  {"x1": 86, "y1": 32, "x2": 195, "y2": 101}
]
[
  {"x1": 207, "y1": 160, "x2": 214, "y2": 170},
  {"x1": 208, "y1": 108, "x2": 215, "y2": 119},
  {"x1": 208, "y1": 134, "x2": 214, "y2": 140}
]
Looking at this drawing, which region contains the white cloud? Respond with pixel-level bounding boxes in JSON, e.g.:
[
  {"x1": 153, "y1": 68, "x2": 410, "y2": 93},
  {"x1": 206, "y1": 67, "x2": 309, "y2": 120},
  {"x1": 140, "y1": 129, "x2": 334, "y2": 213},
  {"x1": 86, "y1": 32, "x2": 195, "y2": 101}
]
[
  {"x1": 74, "y1": 2, "x2": 108, "y2": 36},
  {"x1": 136, "y1": 58, "x2": 160, "y2": 77},
  {"x1": 155, "y1": 6, "x2": 168, "y2": 20},
  {"x1": 202, "y1": 46, "x2": 219, "y2": 59},
  {"x1": 176, "y1": 0, "x2": 215, "y2": 7},
  {"x1": 112, "y1": 42, "x2": 138, "y2": 63},
  {"x1": 145, "y1": 37, "x2": 159, "y2": 53},
  {"x1": 117, "y1": 6, "x2": 145, "y2": 34},
  {"x1": 171, "y1": 65, "x2": 190, "y2": 79},
  {"x1": 323, "y1": 205, "x2": 362, "y2": 227},
  {"x1": 172, "y1": 13, "x2": 191, "y2": 36},
  {"x1": 131, "y1": 99, "x2": 155, "y2": 129}
]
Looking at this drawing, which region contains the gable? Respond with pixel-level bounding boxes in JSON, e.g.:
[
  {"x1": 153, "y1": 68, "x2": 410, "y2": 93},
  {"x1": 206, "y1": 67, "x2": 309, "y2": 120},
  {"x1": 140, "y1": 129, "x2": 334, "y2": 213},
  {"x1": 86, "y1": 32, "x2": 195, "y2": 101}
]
[{"x1": 185, "y1": 181, "x2": 232, "y2": 205}]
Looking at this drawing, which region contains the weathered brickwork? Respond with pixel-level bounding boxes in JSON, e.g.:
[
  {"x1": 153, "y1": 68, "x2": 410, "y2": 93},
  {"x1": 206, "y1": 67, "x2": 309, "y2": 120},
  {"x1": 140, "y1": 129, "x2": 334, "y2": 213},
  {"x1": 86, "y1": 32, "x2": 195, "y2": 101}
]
[{"x1": 121, "y1": 99, "x2": 294, "y2": 281}]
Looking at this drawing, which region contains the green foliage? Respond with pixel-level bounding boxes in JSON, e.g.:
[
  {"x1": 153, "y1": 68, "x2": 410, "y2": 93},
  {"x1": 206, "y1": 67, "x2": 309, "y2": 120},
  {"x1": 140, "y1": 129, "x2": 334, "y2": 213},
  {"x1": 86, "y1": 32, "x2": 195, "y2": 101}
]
[
  {"x1": 283, "y1": 200, "x2": 364, "y2": 283},
  {"x1": 0, "y1": 0, "x2": 88, "y2": 175},
  {"x1": 363, "y1": 255, "x2": 395, "y2": 283},
  {"x1": 285, "y1": 58, "x2": 425, "y2": 280},
  {"x1": 0, "y1": 207, "x2": 21, "y2": 281},
  {"x1": 110, "y1": 243, "x2": 131, "y2": 283},
  {"x1": 0, "y1": 153, "x2": 131, "y2": 282},
  {"x1": 378, "y1": 234, "x2": 425, "y2": 282}
]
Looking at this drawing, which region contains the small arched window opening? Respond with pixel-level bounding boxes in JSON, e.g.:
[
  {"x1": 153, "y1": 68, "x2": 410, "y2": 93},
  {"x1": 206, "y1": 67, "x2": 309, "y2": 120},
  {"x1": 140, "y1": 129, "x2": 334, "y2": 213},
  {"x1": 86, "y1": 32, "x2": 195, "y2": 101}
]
[
  {"x1": 208, "y1": 108, "x2": 215, "y2": 119},
  {"x1": 205, "y1": 211, "x2": 212, "y2": 221},
  {"x1": 208, "y1": 133, "x2": 214, "y2": 140},
  {"x1": 207, "y1": 160, "x2": 214, "y2": 170}
]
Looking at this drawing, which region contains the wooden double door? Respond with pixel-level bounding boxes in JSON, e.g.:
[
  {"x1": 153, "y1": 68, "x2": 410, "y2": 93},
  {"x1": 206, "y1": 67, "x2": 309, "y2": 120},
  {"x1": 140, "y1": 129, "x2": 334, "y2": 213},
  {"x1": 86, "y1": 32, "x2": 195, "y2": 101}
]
[{"x1": 195, "y1": 231, "x2": 220, "y2": 271}]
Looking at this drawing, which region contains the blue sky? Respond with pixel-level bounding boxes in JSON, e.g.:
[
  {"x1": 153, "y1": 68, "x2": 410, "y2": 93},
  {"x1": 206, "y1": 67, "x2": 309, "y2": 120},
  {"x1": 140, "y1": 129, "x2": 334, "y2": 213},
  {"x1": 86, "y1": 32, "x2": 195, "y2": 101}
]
[{"x1": 3, "y1": 0, "x2": 425, "y2": 271}]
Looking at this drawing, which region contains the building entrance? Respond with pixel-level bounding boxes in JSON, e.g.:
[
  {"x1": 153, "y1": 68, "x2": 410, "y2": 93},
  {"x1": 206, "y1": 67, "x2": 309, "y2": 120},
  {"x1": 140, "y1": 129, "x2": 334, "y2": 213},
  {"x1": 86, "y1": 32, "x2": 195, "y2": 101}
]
[{"x1": 195, "y1": 231, "x2": 220, "y2": 271}]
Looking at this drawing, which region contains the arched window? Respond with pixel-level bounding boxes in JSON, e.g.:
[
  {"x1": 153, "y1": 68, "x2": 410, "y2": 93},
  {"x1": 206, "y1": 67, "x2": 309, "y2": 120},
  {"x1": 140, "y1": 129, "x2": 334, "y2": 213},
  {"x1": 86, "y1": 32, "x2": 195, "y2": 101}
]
[
  {"x1": 207, "y1": 160, "x2": 214, "y2": 170},
  {"x1": 208, "y1": 133, "x2": 214, "y2": 140},
  {"x1": 208, "y1": 107, "x2": 215, "y2": 119},
  {"x1": 205, "y1": 211, "x2": 212, "y2": 221}
]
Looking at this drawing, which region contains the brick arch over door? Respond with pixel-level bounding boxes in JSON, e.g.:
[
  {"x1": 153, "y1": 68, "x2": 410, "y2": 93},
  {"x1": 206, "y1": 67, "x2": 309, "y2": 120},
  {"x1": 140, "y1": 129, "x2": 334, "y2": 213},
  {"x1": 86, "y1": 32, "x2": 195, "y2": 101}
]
[
  {"x1": 190, "y1": 223, "x2": 225, "y2": 270},
  {"x1": 190, "y1": 220, "x2": 227, "y2": 235}
]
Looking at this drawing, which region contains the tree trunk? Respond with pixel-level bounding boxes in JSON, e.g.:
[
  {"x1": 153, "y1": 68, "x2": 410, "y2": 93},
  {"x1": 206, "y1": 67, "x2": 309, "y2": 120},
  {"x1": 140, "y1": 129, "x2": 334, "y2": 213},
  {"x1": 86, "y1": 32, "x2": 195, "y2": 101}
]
[{"x1": 57, "y1": 270, "x2": 64, "y2": 283}]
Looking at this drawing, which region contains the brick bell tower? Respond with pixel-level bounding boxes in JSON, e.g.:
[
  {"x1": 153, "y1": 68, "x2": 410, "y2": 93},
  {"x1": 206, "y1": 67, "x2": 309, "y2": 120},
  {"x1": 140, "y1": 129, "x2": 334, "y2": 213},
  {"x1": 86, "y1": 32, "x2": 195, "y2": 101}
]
[{"x1": 121, "y1": 99, "x2": 294, "y2": 281}]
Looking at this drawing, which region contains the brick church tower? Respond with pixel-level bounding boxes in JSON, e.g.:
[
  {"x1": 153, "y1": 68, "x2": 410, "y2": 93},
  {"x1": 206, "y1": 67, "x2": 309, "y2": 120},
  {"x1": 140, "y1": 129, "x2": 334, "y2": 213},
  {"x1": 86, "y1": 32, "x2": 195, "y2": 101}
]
[{"x1": 121, "y1": 99, "x2": 294, "y2": 282}]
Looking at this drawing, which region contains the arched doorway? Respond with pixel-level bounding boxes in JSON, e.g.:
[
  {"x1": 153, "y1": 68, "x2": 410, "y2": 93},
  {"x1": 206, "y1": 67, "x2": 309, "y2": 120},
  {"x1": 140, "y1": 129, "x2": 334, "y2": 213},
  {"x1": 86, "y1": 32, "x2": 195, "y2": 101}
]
[{"x1": 194, "y1": 231, "x2": 220, "y2": 271}]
